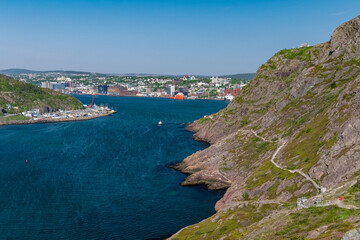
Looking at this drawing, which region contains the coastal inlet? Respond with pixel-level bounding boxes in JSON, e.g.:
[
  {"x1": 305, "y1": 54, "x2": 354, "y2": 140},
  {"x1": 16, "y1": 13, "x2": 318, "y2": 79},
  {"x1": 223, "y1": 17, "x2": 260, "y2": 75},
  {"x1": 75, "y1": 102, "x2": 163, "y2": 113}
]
[{"x1": 0, "y1": 95, "x2": 227, "y2": 240}]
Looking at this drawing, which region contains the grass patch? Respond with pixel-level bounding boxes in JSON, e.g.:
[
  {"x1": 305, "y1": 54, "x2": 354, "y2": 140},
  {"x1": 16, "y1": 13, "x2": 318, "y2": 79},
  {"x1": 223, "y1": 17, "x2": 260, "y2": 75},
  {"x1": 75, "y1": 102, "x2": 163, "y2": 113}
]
[
  {"x1": 173, "y1": 205, "x2": 358, "y2": 239},
  {"x1": 282, "y1": 113, "x2": 329, "y2": 172},
  {"x1": 197, "y1": 117, "x2": 211, "y2": 124},
  {"x1": 241, "y1": 137, "x2": 273, "y2": 158},
  {"x1": 330, "y1": 81, "x2": 337, "y2": 89},
  {"x1": 0, "y1": 115, "x2": 30, "y2": 122},
  {"x1": 273, "y1": 206, "x2": 357, "y2": 239},
  {"x1": 325, "y1": 133, "x2": 338, "y2": 149},
  {"x1": 344, "y1": 58, "x2": 360, "y2": 67},
  {"x1": 246, "y1": 160, "x2": 294, "y2": 192},
  {"x1": 172, "y1": 204, "x2": 278, "y2": 240},
  {"x1": 342, "y1": 180, "x2": 360, "y2": 207},
  {"x1": 343, "y1": 92, "x2": 356, "y2": 101},
  {"x1": 278, "y1": 46, "x2": 313, "y2": 62}
]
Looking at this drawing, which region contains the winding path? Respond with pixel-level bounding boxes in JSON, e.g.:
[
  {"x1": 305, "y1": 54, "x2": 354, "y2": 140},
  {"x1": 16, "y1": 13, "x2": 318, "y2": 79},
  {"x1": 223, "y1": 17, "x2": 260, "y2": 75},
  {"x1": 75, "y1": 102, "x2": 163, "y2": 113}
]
[
  {"x1": 235, "y1": 128, "x2": 359, "y2": 210},
  {"x1": 256, "y1": 130, "x2": 360, "y2": 210},
  {"x1": 251, "y1": 129, "x2": 270, "y2": 142},
  {"x1": 247, "y1": 129, "x2": 322, "y2": 192},
  {"x1": 268, "y1": 143, "x2": 322, "y2": 191}
]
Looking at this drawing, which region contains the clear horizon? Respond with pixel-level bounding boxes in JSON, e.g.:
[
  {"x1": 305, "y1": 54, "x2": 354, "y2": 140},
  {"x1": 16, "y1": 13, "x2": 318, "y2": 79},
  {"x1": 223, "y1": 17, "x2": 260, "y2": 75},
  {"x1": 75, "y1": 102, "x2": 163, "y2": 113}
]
[{"x1": 1, "y1": 0, "x2": 360, "y2": 75}]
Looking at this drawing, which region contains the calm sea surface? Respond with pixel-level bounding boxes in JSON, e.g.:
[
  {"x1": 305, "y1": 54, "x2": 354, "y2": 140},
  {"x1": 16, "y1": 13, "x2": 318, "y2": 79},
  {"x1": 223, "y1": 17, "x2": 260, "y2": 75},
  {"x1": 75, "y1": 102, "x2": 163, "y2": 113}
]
[{"x1": 0, "y1": 95, "x2": 228, "y2": 240}]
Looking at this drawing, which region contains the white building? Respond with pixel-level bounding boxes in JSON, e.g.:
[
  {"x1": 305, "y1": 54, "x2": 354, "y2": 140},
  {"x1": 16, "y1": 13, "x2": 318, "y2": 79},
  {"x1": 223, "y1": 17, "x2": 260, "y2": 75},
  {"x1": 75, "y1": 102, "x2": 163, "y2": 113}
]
[
  {"x1": 41, "y1": 81, "x2": 51, "y2": 88},
  {"x1": 211, "y1": 76, "x2": 227, "y2": 85},
  {"x1": 299, "y1": 43, "x2": 309, "y2": 48},
  {"x1": 166, "y1": 85, "x2": 175, "y2": 96}
]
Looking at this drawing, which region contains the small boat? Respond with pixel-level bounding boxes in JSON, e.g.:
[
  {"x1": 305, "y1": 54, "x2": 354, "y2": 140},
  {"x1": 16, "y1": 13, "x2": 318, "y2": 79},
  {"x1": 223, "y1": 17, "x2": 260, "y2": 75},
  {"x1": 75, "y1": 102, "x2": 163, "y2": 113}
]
[{"x1": 158, "y1": 120, "x2": 163, "y2": 126}]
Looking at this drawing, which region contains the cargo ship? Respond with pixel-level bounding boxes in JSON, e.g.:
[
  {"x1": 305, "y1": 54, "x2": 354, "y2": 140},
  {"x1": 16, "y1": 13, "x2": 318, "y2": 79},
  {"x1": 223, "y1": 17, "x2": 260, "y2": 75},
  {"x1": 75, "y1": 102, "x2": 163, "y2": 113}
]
[{"x1": 169, "y1": 92, "x2": 184, "y2": 100}]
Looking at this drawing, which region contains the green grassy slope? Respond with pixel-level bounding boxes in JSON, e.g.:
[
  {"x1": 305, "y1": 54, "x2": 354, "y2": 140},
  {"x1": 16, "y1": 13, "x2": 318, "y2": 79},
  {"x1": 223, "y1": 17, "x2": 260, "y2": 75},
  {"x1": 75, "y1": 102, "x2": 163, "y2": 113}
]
[{"x1": 0, "y1": 74, "x2": 84, "y2": 113}]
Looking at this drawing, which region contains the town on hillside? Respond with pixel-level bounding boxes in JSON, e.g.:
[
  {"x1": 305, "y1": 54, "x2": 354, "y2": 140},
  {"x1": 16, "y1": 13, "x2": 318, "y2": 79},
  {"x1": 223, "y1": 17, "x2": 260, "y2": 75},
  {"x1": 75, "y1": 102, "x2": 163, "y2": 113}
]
[{"x1": 5, "y1": 72, "x2": 253, "y2": 101}]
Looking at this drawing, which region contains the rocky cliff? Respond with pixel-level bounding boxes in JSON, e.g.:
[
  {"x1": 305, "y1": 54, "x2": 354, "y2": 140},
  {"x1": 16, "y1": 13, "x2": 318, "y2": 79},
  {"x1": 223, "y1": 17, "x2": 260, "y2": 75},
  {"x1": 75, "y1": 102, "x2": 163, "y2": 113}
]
[{"x1": 171, "y1": 15, "x2": 360, "y2": 239}]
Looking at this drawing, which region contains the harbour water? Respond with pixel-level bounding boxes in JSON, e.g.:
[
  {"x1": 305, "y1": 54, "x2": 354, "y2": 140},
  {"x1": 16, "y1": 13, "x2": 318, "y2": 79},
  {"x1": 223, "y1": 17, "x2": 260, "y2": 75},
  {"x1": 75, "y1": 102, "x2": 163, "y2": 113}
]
[{"x1": 0, "y1": 95, "x2": 228, "y2": 240}]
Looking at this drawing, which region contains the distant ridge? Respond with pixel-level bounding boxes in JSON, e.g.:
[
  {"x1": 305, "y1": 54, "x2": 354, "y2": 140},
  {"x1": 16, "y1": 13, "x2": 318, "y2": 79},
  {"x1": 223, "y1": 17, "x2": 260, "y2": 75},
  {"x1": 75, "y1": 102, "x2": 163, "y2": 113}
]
[
  {"x1": 0, "y1": 69, "x2": 256, "y2": 79},
  {"x1": 0, "y1": 68, "x2": 100, "y2": 75},
  {"x1": 219, "y1": 73, "x2": 255, "y2": 80},
  {"x1": 116, "y1": 73, "x2": 256, "y2": 79},
  {"x1": 0, "y1": 69, "x2": 36, "y2": 74}
]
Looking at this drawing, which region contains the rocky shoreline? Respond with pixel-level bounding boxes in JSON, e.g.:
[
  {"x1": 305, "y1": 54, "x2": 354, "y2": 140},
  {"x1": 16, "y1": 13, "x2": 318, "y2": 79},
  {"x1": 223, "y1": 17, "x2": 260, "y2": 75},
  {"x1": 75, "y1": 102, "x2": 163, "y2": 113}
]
[
  {"x1": 167, "y1": 122, "x2": 231, "y2": 239},
  {"x1": 168, "y1": 121, "x2": 232, "y2": 190},
  {"x1": 0, "y1": 111, "x2": 116, "y2": 127},
  {"x1": 169, "y1": 121, "x2": 234, "y2": 191}
]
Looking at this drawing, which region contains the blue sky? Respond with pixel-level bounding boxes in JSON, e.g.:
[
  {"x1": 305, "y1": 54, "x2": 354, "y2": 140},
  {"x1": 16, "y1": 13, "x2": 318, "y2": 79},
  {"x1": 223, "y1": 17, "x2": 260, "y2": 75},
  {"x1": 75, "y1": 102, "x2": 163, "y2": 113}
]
[{"x1": 0, "y1": 0, "x2": 359, "y2": 75}]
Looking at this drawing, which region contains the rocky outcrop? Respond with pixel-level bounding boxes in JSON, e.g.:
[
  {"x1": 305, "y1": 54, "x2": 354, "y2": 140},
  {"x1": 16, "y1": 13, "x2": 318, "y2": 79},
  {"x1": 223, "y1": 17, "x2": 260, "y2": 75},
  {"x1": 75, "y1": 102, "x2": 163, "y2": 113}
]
[
  {"x1": 342, "y1": 229, "x2": 360, "y2": 240},
  {"x1": 171, "y1": 15, "x2": 360, "y2": 239}
]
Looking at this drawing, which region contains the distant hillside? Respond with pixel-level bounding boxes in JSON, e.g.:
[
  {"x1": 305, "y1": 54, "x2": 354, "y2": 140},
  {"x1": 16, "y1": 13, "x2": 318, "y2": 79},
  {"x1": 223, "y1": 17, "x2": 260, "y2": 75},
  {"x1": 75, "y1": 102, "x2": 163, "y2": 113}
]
[
  {"x1": 0, "y1": 68, "x2": 98, "y2": 75},
  {"x1": 0, "y1": 69, "x2": 256, "y2": 80},
  {"x1": 219, "y1": 73, "x2": 256, "y2": 80},
  {"x1": 0, "y1": 69, "x2": 37, "y2": 74},
  {"x1": 0, "y1": 74, "x2": 84, "y2": 113}
]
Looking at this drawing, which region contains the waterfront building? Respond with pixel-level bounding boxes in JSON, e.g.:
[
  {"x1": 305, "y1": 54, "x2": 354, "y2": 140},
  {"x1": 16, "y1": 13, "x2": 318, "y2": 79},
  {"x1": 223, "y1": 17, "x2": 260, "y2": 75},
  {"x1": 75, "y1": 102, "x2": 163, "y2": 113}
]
[
  {"x1": 166, "y1": 85, "x2": 175, "y2": 96},
  {"x1": 175, "y1": 92, "x2": 184, "y2": 100},
  {"x1": 146, "y1": 87, "x2": 154, "y2": 93},
  {"x1": 52, "y1": 82, "x2": 66, "y2": 90},
  {"x1": 224, "y1": 94, "x2": 235, "y2": 101},
  {"x1": 179, "y1": 86, "x2": 189, "y2": 96},
  {"x1": 224, "y1": 88, "x2": 241, "y2": 96},
  {"x1": 65, "y1": 80, "x2": 74, "y2": 88},
  {"x1": 97, "y1": 85, "x2": 108, "y2": 94},
  {"x1": 108, "y1": 85, "x2": 137, "y2": 96}
]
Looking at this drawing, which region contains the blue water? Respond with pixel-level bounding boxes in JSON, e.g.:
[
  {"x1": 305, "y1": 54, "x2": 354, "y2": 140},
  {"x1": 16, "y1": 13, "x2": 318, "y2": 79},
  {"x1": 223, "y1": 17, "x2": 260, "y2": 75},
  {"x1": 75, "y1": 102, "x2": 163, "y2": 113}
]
[{"x1": 0, "y1": 95, "x2": 227, "y2": 240}]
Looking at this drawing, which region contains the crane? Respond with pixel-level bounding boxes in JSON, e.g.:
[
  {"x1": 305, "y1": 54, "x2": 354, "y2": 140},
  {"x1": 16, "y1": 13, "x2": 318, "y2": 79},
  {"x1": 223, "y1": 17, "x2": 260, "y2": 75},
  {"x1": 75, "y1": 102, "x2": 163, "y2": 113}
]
[{"x1": 89, "y1": 94, "x2": 96, "y2": 108}]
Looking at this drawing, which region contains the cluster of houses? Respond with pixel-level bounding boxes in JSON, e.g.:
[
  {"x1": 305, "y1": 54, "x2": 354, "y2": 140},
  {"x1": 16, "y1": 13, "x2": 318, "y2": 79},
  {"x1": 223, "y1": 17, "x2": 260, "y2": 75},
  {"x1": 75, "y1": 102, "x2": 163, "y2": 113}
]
[
  {"x1": 10, "y1": 72, "x2": 251, "y2": 101},
  {"x1": 91, "y1": 77, "x2": 247, "y2": 100}
]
